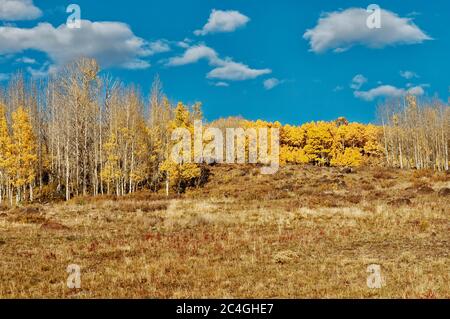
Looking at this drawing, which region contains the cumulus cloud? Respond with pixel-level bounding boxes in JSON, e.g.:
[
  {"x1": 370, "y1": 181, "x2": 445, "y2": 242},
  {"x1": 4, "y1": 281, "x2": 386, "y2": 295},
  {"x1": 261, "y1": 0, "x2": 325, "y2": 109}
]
[
  {"x1": 0, "y1": 20, "x2": 169, "y2": 70},
  {"x1": 194, "y1": 9, "x2": 250, "y2": 36},
  {"x1": 400, "y1": 70, "x2": 418, "y2": 79},
  {"x1": 304, "y1": 8, "x2": 431, "y2": 53},
  {"x1": 263, "y1": 78, "x2": 283, "y2": 90},
  {"x1": 176, "y1": 39, "x2": 192, "y2": 49},
  {"x1": 406, "y1": 86, "x2": 424, "y2": 96},
  {"x1": 166, "y1": 45, "x2": 219, "y2": 66},
  {"x1": 350, "y1": 74, "x2": 368, "y2": 90},
  {"x1": 167, "y1": 44, "x2": 271, "y2": 81},
  {"x1": 208, "y1": 61, "x2": 271, "y2": 81},
  {"x1": 0, "y1": 0, "x2": 42, "y2": 21},
  {"x1": 147, "y1": 40, "x2": 171, "y2": 55},
  {"x1": 354, "y1": 84, "x2": 425, "y2": 101}
]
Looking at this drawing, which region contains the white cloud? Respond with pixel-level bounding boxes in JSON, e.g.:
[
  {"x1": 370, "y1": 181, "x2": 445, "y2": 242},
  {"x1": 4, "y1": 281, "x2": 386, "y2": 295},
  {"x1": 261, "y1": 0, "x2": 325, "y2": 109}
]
[
  {"x1": 333, "y1": 85, "x2": 344, "y2": 92},
  {"x1": 350, "y1": 74, "x2": 368, "y2": 90},
  {"x1": 207, "y1": 61, "x2": 271, "y2": 81},
  {"x1": 0, "y1": 0, "x2": 42, "y2": 21},
  {"x1": 264, "y1": 78, "x2": 282, "y2": 90},
  {"x1": 177, "y1": 40, "x2": 191, "y2": 49},
  {"x1": 400, "y1": 70, "x2": 418, "y2": 79},
  {"x1": 407, "y1": 86, "x2": 424, "y2": 96},
  {"x1": 304, "y1": 8, "x2": 431, "y2": 53},
  {"x1": 0, "y1": 73, "x2": 9, "y2": 81},
  {"x1": 15, "y1": 56, "x2": 36, "y2": 64},
  {"x1": 194, "y1": 9, "x2": 250, "y2": 36},
  {"x1": 26, "y1": 62, "x2": 51, "y2": 78},
  {"x1": 167, "y1": 44, "x2": 271, "y2": 81},
  {"x1": 166, "y1": 45, "x2": 219, "y2": 66},
  {"x1": 355, "y1": 85, "x2": 404, "y2": 101},
  {"x1": 121, "y1": 60, "x2": 151, "y2": 70},
  {"x1": 148, "y1": 40, "x2": 171, "y2": 55},
  {"x1": 0, "y1": 20, "x2": 168, "y2": 70},
  {"x1": 214, "y1": 81, "x2": 229, "y2": 87},
  {"x1": 354, "y1": 84, "x2": 425, "y2": 101}
]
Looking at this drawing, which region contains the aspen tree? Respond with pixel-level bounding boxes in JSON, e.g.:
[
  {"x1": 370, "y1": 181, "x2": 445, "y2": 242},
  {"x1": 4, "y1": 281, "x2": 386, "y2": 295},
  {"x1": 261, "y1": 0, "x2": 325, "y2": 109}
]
[
  {"x1": 160, "y1": 102, "x2": 202, "y2": 194},
  {"x1": 0, "y1": 103, "x2": 13, "y2": 204},
  {"x1": 11, "y1": 106, "x2": 37, "y2": 203},
  {"x1": 101, "y1": 131, "x2": 120, "y2": 195},
  {"x1": 378, "y1": 96, "x2": 449, "y2": 171}
]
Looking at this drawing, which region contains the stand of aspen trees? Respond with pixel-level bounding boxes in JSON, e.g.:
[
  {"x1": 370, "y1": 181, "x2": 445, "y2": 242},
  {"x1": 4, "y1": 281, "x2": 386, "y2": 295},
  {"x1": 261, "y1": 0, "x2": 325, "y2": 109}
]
[
  {"x1": 0, "y1": 58, "x2": 448, "y2": 205},
  {"x1": 0, "y1": 58, "x2": 204, "y2": 204},
  {"x1": 378, "y1": 95, "x2": 449, "y2": 171}
]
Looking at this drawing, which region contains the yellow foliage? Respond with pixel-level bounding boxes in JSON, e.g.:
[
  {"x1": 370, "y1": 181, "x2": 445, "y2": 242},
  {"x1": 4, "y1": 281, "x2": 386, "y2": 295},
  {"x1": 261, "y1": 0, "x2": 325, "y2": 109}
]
[
  {"x1": 101, "y1": 132, "x2": 121, "y2": 185},
  {"x1": 226, "y1": 117, "x2": 381, "y2": 168},
  {"x1": 160, "y1": 102, "x2": 202, "y2": 193},
  {"x1": 279, "y1": 118, "x2": 382, "y2": 167},
  {"x1": 362, "y1": 124, "x2": 383, "y2": 156},
  {"x1": 11, "y1": 107, "x2": 37, "y2": 188},
  {"x1": 281, "y1": 124, "x2": 306, "y2": 148},
  {"x1": 160, "y1": 160, "x2": 201, "y2": 187},
  {"x1": 302, "y1": 121, "x2": 336, "y2": 166},
  {"x1": 280, "y1": 145, "x2": 309, "y2": 165},
  {"x1": 171, "y1": 102, "x2": 192, "y2": 131},
  {"x1": 330, "y1": 147, "x2": 363, "y2": 167},
  {"x1": 0, "y1": 104, "x2": 12, "y2": 175}
]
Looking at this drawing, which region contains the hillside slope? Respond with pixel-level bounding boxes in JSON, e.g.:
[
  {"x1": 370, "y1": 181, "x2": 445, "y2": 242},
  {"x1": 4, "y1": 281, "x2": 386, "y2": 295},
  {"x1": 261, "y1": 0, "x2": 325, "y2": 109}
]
[{"x1": 0, "y1": 165, "x2": 448, "y2": 298}]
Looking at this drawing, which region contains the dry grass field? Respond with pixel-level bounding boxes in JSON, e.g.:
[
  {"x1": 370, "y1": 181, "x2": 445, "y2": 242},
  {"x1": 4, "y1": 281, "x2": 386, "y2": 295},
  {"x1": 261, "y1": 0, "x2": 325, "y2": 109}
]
[{"x1": 0, "y1": 165, "x2": 449, "y2": 298}]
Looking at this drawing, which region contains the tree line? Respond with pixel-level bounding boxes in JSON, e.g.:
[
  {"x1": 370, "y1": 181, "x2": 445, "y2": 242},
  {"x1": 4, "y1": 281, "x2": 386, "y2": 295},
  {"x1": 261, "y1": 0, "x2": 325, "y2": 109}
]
[
  {"x1": 0, "y1": 58, "x2": 448, "y2": 205},
  {"x1": 378, "y1": 95, "x2": 449, "y2": 171}
]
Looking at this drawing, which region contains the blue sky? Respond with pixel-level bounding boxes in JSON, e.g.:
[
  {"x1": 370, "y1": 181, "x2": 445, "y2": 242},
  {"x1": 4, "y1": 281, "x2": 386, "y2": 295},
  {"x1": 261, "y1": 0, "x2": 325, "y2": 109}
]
[{"x1": 0, "y1": 0, "x2": 448, "y2": 124}]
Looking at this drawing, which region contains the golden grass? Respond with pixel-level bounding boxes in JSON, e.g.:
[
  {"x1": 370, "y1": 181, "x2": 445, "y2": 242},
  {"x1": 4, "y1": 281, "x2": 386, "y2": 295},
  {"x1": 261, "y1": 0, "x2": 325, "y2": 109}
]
[{"x1": 0, "y1": 165, "x2": 448, "y2": 298}]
